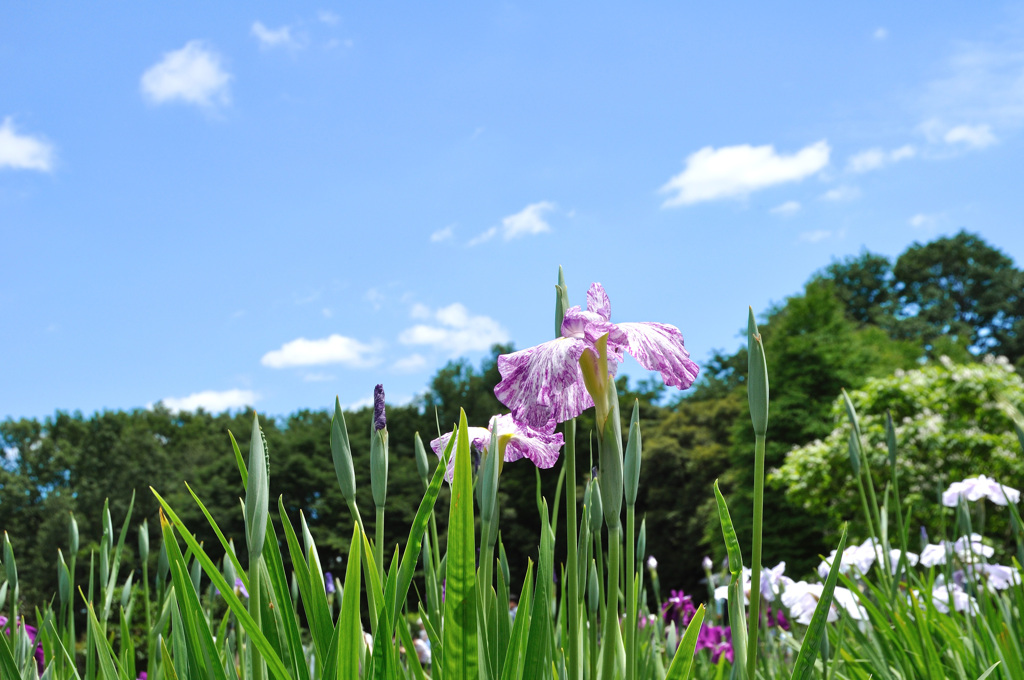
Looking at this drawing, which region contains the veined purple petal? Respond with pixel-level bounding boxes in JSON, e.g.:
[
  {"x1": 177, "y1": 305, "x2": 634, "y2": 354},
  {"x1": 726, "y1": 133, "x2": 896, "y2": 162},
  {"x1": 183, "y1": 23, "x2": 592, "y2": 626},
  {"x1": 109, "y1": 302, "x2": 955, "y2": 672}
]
[
  {"x1": 586, "y1": 283, "x2": 612, "y2": 321},
  {"x1": 613, "y1": 321, "x2": 699, "y2": 390},
  {"x1": 495, "y1": 337, "x2": 594, "y2": 429},
  {"x1": 561, "y1": 306, "x2": 609, "y2": 339},
  {"x1": 491, "y1": 414, "x2": 564, "y2": 469},
  {"x1": 430, "y1": 426, "x2": 491, "y2": 482}
]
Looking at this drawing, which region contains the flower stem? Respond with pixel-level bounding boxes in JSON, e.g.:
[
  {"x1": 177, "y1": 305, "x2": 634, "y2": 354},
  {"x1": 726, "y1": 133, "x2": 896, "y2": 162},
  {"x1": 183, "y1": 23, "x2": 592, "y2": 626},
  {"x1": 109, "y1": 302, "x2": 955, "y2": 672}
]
[
  {"x1": 375, "y1": 505, "x2": 385, "y2": 581},
  {"x1": 565, "y1": 419, "x2": 581, "y2": 680},
  {"x1": 625, "y1": 503, "x2": 637, "y2": 680},
  {"x1": 601, "y1": 525, "x2": 624, "y2": 680},
  {"x1": 746, "y1": 433, "x2": 765, "y2": 680}
]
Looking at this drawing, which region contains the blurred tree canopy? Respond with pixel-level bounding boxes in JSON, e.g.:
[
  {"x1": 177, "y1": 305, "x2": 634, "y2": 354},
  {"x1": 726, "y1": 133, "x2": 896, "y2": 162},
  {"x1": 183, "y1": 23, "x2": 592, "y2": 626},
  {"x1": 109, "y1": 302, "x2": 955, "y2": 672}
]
[{"x1": 2, "y1": 230, "x2": 1023, "y2": 614}]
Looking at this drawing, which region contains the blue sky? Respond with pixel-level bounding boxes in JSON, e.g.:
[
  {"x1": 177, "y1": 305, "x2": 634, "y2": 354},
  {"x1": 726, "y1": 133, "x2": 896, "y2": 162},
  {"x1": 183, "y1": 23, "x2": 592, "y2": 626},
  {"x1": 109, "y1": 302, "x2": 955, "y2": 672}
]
[{"x1": 3, "y1": 3, "x2": 1024, "y2": 420}]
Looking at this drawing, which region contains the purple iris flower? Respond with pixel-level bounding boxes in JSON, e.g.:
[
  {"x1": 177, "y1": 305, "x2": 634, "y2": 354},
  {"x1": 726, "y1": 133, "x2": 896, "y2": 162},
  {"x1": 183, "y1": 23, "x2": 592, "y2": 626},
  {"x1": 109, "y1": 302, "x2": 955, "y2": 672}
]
[
  {"x1": 325, "y1": 571, "x2": 336, "y2": 594},
  {"x1": 373, "y1": 384, "x2": 387, "y2": 431},
  {"x1": 214, "y1": 577, "x2": 249, "y2": 598},
  {"x1": 0, "y1": 616, "x2": 45, "y2": 674},
  {"x1": 661, "y1": 589, "x2": 697, "y2": 627},
  {"x1": 494, "y1": 282, "x2": 699, "y2": 430},
  {"x1": 696, "y1": 624, "x2": 734, "y2": 664},
  {"x1": 430, "y1": 414, "x2": 564, "y2": 482}
]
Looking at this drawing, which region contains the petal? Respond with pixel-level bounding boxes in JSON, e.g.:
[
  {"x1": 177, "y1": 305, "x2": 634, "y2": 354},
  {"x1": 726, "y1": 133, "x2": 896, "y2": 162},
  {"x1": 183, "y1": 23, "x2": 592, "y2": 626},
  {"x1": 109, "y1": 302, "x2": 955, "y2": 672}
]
[
  {"x1": 561, "y1": 306, "x2": 606, "y2": 339},
  {"x1": 500, "y1": 416, "x2": 565, "y2": 469},
  {"x1": 614, "y1": 321, "x2": 700, "y2": 389},
  {"x1": 430, "y1": 426, "x2": 490, "y2": 483},
  {"x1": 494, "y1": 337, "x2": 594, "y2": 429},
  {"x1": 586, "y1": 282, "x2": 612, "y2": 321}
]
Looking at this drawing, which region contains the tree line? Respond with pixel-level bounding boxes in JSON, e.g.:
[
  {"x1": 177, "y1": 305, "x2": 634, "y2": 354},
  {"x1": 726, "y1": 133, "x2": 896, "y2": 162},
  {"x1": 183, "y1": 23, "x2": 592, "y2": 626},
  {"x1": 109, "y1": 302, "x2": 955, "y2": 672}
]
[{"x1": 2, "y1": 230, "x2": 1022, "y2": 613}]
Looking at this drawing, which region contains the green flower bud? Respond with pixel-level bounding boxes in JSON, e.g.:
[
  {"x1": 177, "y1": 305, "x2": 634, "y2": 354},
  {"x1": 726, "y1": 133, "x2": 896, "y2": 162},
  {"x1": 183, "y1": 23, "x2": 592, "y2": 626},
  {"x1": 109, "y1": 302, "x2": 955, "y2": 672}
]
[
  {"x1": 331, "y1": 397, "x2": 357, "y2": 503},
  {"x1": 121, "y1": 571, "x2": 134, "y2": 610},
  {"x1": 370, "y1": 385, "x2": 389, "y2": 509},
  {"x1": 598, "y1": 396, "x2": 624, "y2": 531},
  {"x1": 414, "y1": 432, "x2": 431, "y2": 488},
  {"x1": 555, "y1": 265, "x2": 570, "y2": 339},
  {"x1": 3, "y1": 532, "x2": 17, "y2": 592},
  {"x1": 138, "y1": 519, "x2": 149, "y2": 564},
  {"x1": 57, "y1": 549, "x2": 71, "y2": 605},
  {"x1": 244, "y1": 412, "x2": 270, "y2": 560},
  {"x1": 587, "y1": 559, "x2": 599, "y2": 615},
  {"x1": 623, "y1": 400, "x2": 642, "y2": 507},
  {"x1": 588, "y1": 479, "x2": 604, "y2": 536},
  {"x1": 68, "y1": 512, "x2": 79, "y2": 557},
  {"x1": 747, "y1": 307, "x2": 769, "y2": 437}
]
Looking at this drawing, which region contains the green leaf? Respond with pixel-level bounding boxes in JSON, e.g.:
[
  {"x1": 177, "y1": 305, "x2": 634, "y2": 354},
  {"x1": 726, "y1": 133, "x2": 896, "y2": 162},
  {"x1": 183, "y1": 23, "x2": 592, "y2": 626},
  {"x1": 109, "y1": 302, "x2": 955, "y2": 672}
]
[
  {"x1": 790, "y1": 525, "x2": 849, "y2": 680},
  {"x1": 245, "y1": 412, "x2": 270, "y2": 559},
  {"x1": 337, "y1": 523, "x2": 364, "y2": 680},
  {"x1": 713, "y1": 480, "x2": 744, "y2": 574},
  {"x1": 443, "y1": 409, "x2": 479, "y2": 680},
  {"x1": 501, "y1": 559, "x2": 534, "y2": 680},
  {"x1": 665, "y1": 603, "x2": 706, "y2": 680}
]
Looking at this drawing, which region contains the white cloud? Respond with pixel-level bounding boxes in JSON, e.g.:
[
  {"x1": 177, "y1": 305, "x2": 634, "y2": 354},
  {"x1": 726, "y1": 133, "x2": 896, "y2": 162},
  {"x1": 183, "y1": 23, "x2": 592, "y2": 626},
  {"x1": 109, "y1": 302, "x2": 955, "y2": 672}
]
[
  {"x1": 873, "y1": 27, "x2": 888, "y2": 41},
  {"x1": 261, "y1": 334, "x2": 379, "y2": 368},
  {"x1": 0, "y1": 117, "x2": 55, "y2": 171},
  {"x1": 399, "y1": 303, "x2": 509, "y2": 355},
  {"x1": 920, "y1": 41, "x2": 1024, "y2": 129},
  {"x1": 251, "y1": 21, "x2": 300, "y2": 49},
  {"x1": 847, "y1": 145, "x2": 916, "y2": 173},
  {"x1": 431, "y1": 225, "x2": 455, "y2": 242},
  {"x1": 468, "y1": 201, "x2": 555, "y2": 245},
  {"x1": 770, "y1": 200, "x2": 801, "y2": 216},
  {"x1": 141, "y1": 41, "x2": 231, "y2": 108},
  {"x1": 393, "y1": 353, "x2": 427, "y2": 373},
  {"x1": 318, "y1": 10, "x2": 340, "y2": 25},
  {"x1": 410, "y1": 303, "x2": 432, "y2": 320},
  {"x1": 909, "y1": 213, "x2": 939, "y2": 229},
  {"x1": 161, "y1": 389, "x2": 256, "y2": 413},
  {"x1": 944, "y1": 124, "x2": 996, "y2": 148},
  {"x1": 821, "y1": 185, "x2": 861, "y2": 201},
  {"x1": 799, "y1": 230, "x2": 832, "y2": 243},
  {"x1": 660, "y1": 140, "x2": 830, "y2": 206}
]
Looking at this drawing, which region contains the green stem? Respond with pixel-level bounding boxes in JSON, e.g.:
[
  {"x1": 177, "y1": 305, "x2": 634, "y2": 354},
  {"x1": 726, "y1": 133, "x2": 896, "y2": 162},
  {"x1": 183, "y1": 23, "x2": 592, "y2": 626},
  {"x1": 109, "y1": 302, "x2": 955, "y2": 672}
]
[
  {"x1": 143, "y1": 559, "x2": 152, "y2": 678},
  {"x1": 375, "y1": 505, "x2": 385, "y2": 582},
  {"x1": 565, "y1": 419, "x2": 580, "y2": 680},
  {"x1": 625, "y1": 505, "x2": 636, "y2": 680},
  {"x1": 601, "y1": 525, "x2": 623, "y2": 680},
  {"x1": 746, "y1": 434, "x2": 765, "y2": 680}
]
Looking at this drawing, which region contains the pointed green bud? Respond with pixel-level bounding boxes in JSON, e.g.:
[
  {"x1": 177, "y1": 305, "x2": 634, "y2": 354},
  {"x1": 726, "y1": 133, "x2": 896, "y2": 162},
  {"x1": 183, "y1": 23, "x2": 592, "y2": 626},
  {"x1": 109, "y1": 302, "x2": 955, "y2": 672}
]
[
  {"x1": 623, "y1": 400, "x2": 642, "y2": 507},
  {"x1": 370, "y1": 427, "x2": 389, "y2": 509},
  {"x1": 57, "y1": 549, "x2": 71, "y2": 605},
  {"x1": 157, "y1": 542, "x2": 169, "y2": 586},
  {"x1": 68, "y1": 512, "x2": 79, "y2": 557},
  {"x1": 121, "y1": 571, "x2": 134, "y2": 610},
  {"x1": 555, "y1": 265, "x2": 570, "y2": 339},
  {"x1": 3, "y1": 532, "x2": 17, "y2": 591},
  {"x1": 245, "y1": 411, "x2": 270, "y2": 559},
  {"x1": 102, "y1": 498, "x2": 113, "y2": 548},
  {"x1": 138, "y1": 520, "x2": 149, "y2": 563},
  {"x1": 588, "y1": 480, "x2": 604, "y2": 536},
  {"x1": 414, "y1": 432, "x2": 431, "y2": 488},
  {"x1": 747, "y1": 307, "x2": 769, "y2": 437},
  {"x1": 587, "y1": 559, "x2": 600, "y2": 615},
  {"x1": 479, "y1": 424, "x2": 500, "y2": 529},
  {"x1": 637, "y1": 518, "x2": 647, "y2": 568},
  {"x1": 331, "y1": 397, "x2": 357, "y2": 502}
]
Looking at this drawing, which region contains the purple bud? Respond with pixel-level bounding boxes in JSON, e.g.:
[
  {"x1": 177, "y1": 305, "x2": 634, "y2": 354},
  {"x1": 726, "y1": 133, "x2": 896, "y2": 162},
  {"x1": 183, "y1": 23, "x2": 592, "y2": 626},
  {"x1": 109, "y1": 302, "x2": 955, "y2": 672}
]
[
  {"x1": 373, "y1": 384, "x2": 387, "y2": 431},
  {"x1": 325, "y1": 571, "x2": 336, "y2": 594}
]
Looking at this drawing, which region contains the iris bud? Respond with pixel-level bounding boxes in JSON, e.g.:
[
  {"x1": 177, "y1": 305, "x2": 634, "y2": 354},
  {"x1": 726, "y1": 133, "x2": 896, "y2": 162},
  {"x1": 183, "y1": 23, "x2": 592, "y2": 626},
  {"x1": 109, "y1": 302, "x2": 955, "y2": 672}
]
[
  {"x1": 331, "y1": 397, "x2": 357, "y2": 503},
  {"x1": 370, "y1": 385, "x2": 389, "y2": 509},
  {"x1": 414, "y1": 432, "x2": 431, "y2": 488},
  {"x1": 747, "y1": 307, "x2": 769, "y2": 437},
  {"x1": 555, "y1": 265, "x2": 570, "y2": 339},
  {"x1": 138, "y1": 519, "x2": 149, "y2": 563},
  {"x1": 623, "y1": 400, "x2": 642, "y2": 507}
]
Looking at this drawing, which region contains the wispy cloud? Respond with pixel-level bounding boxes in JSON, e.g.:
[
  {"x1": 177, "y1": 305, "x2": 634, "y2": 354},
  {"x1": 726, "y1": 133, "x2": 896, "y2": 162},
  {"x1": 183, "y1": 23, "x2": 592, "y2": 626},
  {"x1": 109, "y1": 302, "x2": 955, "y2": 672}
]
[
  {"x1": 251, "y1": 21, "x2": 301, "y2": 49},
  {"x1": 431, "y1": 225, "x2": 455, "y2": 242},
  {"x1": 909, "y1": 213, "x2": 940, "y2": 230},
  {"x1": 468, "y1": 202, "x2": 555, "y2": 246},
  {"x1": 160, "y1": 389, "x2": 256, "y2": 413},
  {"x1": 770, "y1": 200, "x2": 801, "y2": 216},
  {"x1": 399, "y1": 303, "x2": 509, "y2": 355},
  {"x1": 798, "y1": 230, "x2": 832, "y2": 243},
  {"x1": 261, "y1": 334, "x2": 379, "y2": 368},
  {"x1": 392, "y1": 353, "x2": 427, "y2": 373},
  {"x1": 318, "y1": 10, "x2": 340, "y2": 25},
  {"x1": 847, "y1": 145, "x2": 915, "y2": 173},
  {"x1": 141, "y1": 41, "x2": 231, "y2": 108},
  {"x1": 873, "y1": 27, "x2": 888, "y2": 41},
  {"x1": 660, "y1": 141, "x2": 830, "y2": 206},
  {"x1": 821, "y1": 185, "x2": 861, "y2": 201},
  {"x1": 303, "y1": 372, "x2": 335, "y2": 382},
  {"x1": 0, "y1": 117, "x2": 55, "y2": 171},
  {"x1": 944, "y1": 123, "x2": 997, "y2": 148}
]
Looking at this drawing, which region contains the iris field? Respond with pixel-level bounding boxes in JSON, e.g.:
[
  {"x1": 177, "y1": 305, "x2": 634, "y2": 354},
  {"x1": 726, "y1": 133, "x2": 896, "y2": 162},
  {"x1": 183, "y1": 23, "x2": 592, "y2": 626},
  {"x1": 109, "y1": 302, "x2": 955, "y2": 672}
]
[{"x1": 3, "y1": 234, "x2": 1024, "y2": 679}]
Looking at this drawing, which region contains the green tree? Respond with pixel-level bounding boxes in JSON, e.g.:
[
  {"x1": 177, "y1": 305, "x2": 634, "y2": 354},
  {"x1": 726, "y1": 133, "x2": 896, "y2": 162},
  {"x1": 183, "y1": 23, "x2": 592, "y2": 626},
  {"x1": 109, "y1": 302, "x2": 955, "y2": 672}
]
[{"x1": 776, "y1": 356, "x2": 1024, "y2": 549}]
